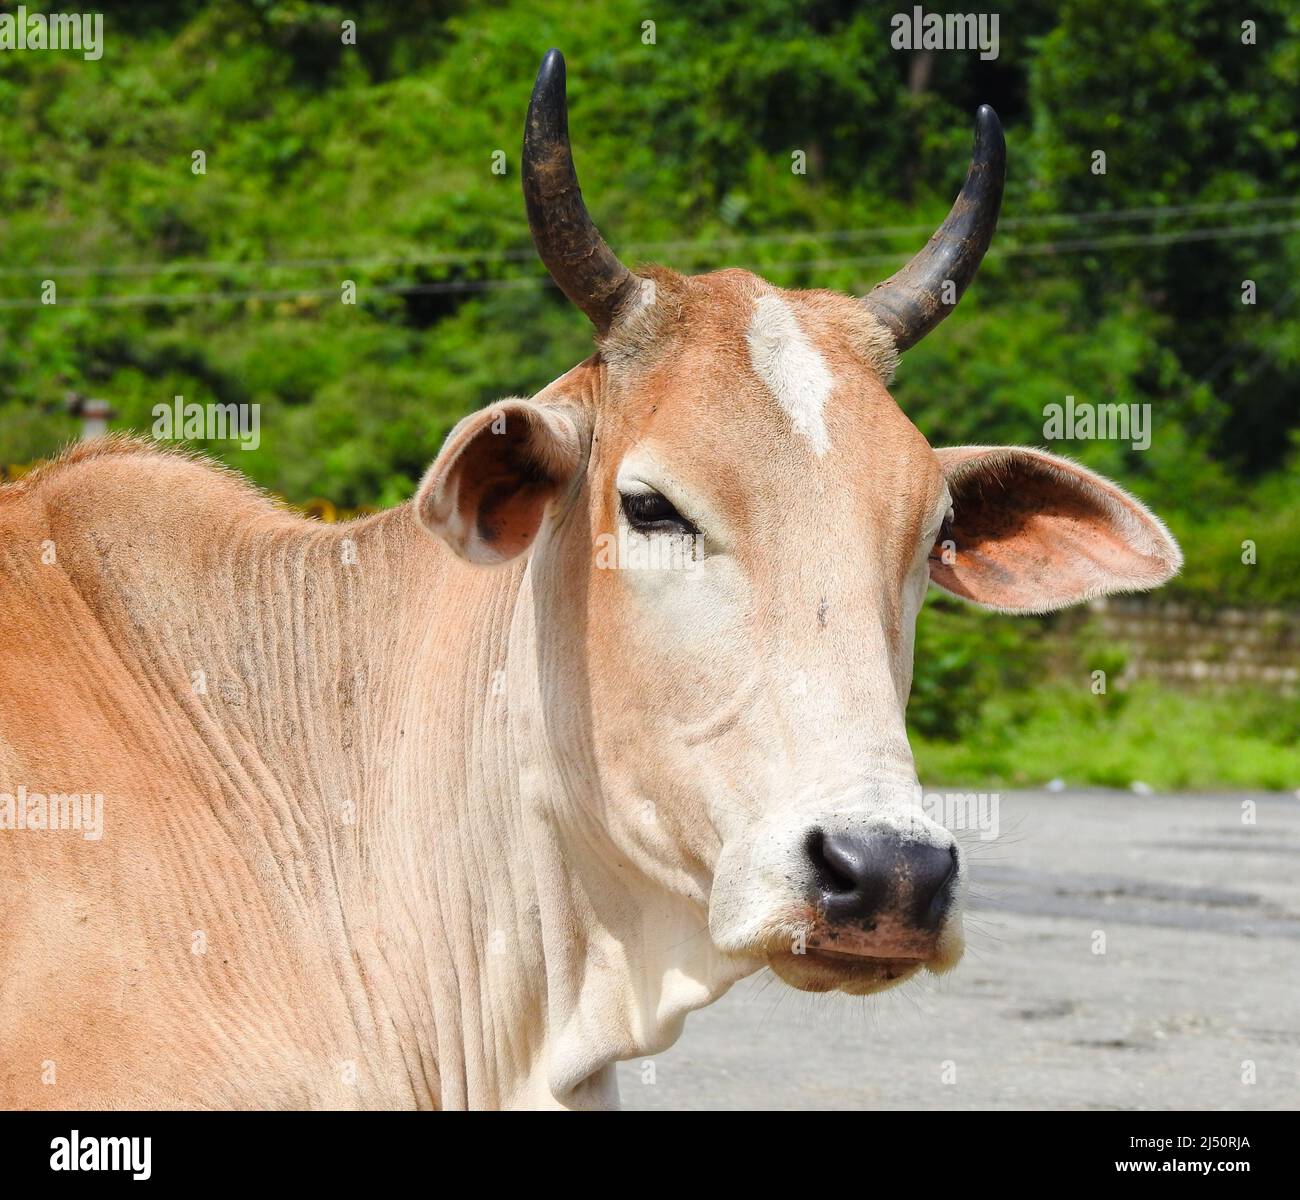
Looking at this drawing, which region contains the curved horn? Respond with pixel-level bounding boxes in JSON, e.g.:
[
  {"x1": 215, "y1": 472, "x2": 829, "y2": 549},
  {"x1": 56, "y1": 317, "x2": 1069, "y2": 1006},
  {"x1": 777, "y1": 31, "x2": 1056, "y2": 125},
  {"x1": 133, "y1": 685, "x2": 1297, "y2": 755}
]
[
  {"x1": 523, "y1": 49, "x2": 641, "y2": 334},
  {"x1": 863, "y1": 105, "x2": 1005, "y2": 352}
]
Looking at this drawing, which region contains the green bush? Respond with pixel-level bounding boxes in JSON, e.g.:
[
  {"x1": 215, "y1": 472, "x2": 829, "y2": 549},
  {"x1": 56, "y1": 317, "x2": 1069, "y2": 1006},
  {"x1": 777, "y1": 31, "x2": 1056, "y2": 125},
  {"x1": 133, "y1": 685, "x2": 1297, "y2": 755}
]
[
  {"x1": 913, "y1": 679, "x2": 1300, "y2": 790},
  {"x1": 910, "y1": 593, "x2": 1300, "y2": 789}
]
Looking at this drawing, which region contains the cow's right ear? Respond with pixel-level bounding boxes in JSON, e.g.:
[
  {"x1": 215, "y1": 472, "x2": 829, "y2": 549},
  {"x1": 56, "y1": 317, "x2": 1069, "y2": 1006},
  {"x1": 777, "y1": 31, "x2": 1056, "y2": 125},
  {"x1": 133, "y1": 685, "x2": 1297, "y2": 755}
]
[
  {"x1": 415, "y1": 399, "x2": 584, "y2": 564},
  {"x1": 928, "y1": 445, "x2": 1182, "y2": 613}
]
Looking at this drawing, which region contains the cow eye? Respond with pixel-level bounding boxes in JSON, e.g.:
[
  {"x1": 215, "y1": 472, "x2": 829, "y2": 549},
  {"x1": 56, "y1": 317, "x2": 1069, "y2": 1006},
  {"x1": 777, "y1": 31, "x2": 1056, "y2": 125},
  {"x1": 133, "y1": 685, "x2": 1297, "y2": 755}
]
[{"x1": 620, "y1": 489, "x2": 699, "y2": 536}]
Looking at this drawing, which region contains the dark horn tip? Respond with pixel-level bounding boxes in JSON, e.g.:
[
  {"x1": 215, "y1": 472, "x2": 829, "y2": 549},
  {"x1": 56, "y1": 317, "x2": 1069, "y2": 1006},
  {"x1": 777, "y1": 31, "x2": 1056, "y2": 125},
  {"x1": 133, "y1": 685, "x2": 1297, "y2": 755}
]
[
  {"x1": 974, "y1": 104, "x2": 1005, "y2": 158},
  {"x1": 528, "y1": 49, "x2": 567, "y2": 126},
  {"x1": 536, "y1": 47, "x2": 565, "y2": 83}
]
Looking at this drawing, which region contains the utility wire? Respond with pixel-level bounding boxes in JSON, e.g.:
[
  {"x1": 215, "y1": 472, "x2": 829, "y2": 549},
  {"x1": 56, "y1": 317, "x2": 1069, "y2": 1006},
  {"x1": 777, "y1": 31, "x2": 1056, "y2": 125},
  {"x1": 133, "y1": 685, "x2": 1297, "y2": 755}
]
[
  {"x1": 0, "y1": 196, "x2": 1296, "y2": 280},
  {"x1": 2, "y1": 218, "x2": 1297, "y2": 310},
  {"x1": 778, "y1": 218, "x2": 1300, "y2": 273}
]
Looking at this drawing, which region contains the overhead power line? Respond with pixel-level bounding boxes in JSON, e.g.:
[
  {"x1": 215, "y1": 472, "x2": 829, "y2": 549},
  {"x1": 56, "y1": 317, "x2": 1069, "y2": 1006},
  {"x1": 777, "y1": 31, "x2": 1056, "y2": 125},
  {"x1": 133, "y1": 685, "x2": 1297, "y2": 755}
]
[
  {"x1": 780, "y1": 218, "x2": 1300, "y2": 273},
  {"x1": 2, "y1": 218, "x2": 1298, "y2": 311},
  {"x1": 0, "y1": 196, "x2": 1297, "y2": 281}
]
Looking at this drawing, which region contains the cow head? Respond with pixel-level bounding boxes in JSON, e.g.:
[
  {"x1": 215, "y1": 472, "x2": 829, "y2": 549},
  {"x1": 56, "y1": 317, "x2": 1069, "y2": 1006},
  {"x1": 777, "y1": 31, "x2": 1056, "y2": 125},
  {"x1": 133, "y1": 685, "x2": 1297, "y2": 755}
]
[{"x1": 416, "y1": 51, "x2": 1181, "y2": 1001}]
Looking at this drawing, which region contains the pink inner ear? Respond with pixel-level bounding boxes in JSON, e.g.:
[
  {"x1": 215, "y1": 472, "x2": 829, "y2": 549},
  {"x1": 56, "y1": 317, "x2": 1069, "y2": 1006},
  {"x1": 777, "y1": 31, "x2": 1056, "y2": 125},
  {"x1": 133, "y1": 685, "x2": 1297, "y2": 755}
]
[
  {"x1": 930, "y1": 449, "x2": 1181, "y2": 614},
  {"x1": 417, "y1": 403, "x2": 582, "y2": 566},
  {"x1": 447, "y1": 418, "x2": 558, "y2": 562}
]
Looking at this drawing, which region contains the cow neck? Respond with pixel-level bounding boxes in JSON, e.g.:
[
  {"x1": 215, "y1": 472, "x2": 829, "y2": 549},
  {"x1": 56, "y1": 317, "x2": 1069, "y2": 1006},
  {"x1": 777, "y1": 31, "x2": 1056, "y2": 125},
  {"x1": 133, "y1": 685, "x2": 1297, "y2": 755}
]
[{"x1": 329, "y1": 499, "x2": 735, "y2": 1108}]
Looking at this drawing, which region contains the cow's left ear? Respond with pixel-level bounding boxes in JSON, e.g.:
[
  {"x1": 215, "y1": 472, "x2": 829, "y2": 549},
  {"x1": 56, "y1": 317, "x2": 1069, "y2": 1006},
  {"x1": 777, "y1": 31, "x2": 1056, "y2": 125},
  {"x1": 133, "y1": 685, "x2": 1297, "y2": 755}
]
[
  {"x1": 928, "y1": 446, "x2": 1182, "y2": 614},
  {"x1": 416, "y1": 399, "x2": 584, "y2": 565}
]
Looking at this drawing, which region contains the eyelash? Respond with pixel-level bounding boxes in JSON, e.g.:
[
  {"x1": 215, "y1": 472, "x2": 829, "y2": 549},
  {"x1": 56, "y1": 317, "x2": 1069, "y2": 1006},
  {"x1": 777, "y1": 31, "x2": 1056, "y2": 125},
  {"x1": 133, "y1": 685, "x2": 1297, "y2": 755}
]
[{"x1": 620, "y1": 490, "x2": 701, "y2": 537}]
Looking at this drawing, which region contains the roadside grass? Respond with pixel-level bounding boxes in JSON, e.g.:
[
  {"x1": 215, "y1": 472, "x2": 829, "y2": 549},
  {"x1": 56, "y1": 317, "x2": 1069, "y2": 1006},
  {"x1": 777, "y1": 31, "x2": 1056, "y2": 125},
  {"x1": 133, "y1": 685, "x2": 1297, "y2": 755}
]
[{"x1": 912, "y1": 682, "x2": 1300, "y2": 791}]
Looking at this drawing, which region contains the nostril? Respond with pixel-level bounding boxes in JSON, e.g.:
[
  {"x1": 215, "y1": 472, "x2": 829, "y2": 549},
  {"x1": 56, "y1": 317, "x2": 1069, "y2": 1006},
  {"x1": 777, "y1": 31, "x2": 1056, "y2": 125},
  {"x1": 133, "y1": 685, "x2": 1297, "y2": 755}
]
[
  {"x1": 805, "y1": 828, "x2": 960, "y2": 930},
  {"x1": 805, "y1": 830, "x2": 893, "y2": 924},
  {"x1": 920, "y1": 843, "x2": 960, "y2": 922},
  {"x1": 804, "y1": 829, "x2": 856, "y2": 895}
]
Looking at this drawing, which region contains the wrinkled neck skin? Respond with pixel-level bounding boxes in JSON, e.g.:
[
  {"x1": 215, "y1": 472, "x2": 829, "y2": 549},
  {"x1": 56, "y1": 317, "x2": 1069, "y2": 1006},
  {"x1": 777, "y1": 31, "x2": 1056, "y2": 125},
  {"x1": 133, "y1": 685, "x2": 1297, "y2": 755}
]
[
  {"x1": 342, "y1": 499, "x2": 749, "y2": 1111},
  {"x1": 26, "y1": 371, "x2": 748, "y2": 1109}
]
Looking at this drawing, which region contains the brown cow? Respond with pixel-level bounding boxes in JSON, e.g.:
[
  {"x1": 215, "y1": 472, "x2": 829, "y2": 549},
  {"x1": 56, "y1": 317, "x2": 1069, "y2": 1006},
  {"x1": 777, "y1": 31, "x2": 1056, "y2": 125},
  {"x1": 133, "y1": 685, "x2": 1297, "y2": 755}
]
[{"x1": 0, "y1": 51, "x2": 1180, "y2": 1109}]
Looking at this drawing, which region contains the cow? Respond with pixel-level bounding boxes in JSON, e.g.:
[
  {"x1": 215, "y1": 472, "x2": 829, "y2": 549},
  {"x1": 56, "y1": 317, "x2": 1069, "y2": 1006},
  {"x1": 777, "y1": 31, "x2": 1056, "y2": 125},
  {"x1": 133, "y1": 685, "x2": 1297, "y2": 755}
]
[{"x1": 0, "y1": 50, "x2": 1181, "y2": 1110}]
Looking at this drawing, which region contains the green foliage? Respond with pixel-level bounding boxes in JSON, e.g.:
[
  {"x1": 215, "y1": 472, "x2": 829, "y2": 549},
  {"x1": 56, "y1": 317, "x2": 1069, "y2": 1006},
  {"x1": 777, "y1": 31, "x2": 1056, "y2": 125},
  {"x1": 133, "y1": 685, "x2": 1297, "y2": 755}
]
[
  {"x1": 908, "y1": 596, "x2": 1052, "y2": 741},
  {"x1": 913, "y1": 679, "x2": 1300, "y2": 791},
  {"x1": 1029, "y1": 1, "x2": 1300, "y2": 476},
  {"x1": 911, "y1": 595, "x2": 1300, "y2": 788},
  {"x1": 1164, "y1": 466, "x2": 1300, "y2": 605}
]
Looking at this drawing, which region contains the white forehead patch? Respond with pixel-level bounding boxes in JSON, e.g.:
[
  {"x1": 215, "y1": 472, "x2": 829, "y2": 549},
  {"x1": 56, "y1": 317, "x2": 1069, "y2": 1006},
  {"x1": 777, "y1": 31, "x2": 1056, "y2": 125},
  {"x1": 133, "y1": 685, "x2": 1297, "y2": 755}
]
[{"x1": 745, "y1": 294, "x2": 834, "y2": 455}]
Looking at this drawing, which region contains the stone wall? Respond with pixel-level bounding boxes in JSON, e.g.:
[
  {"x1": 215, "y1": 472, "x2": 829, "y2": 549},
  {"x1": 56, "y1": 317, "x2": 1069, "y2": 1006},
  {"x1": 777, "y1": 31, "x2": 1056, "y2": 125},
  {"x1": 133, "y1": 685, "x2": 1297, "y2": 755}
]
[{"x1": 1086, "y1": 596, "x2": 1300, "y2": 694}]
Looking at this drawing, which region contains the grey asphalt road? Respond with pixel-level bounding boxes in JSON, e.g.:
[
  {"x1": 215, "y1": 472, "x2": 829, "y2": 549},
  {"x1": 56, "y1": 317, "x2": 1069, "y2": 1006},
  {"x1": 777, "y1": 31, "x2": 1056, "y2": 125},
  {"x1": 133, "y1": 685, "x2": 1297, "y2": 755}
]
[{"x1": 617, "y1": 789, "x2": 1300, "y2": 1110}]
